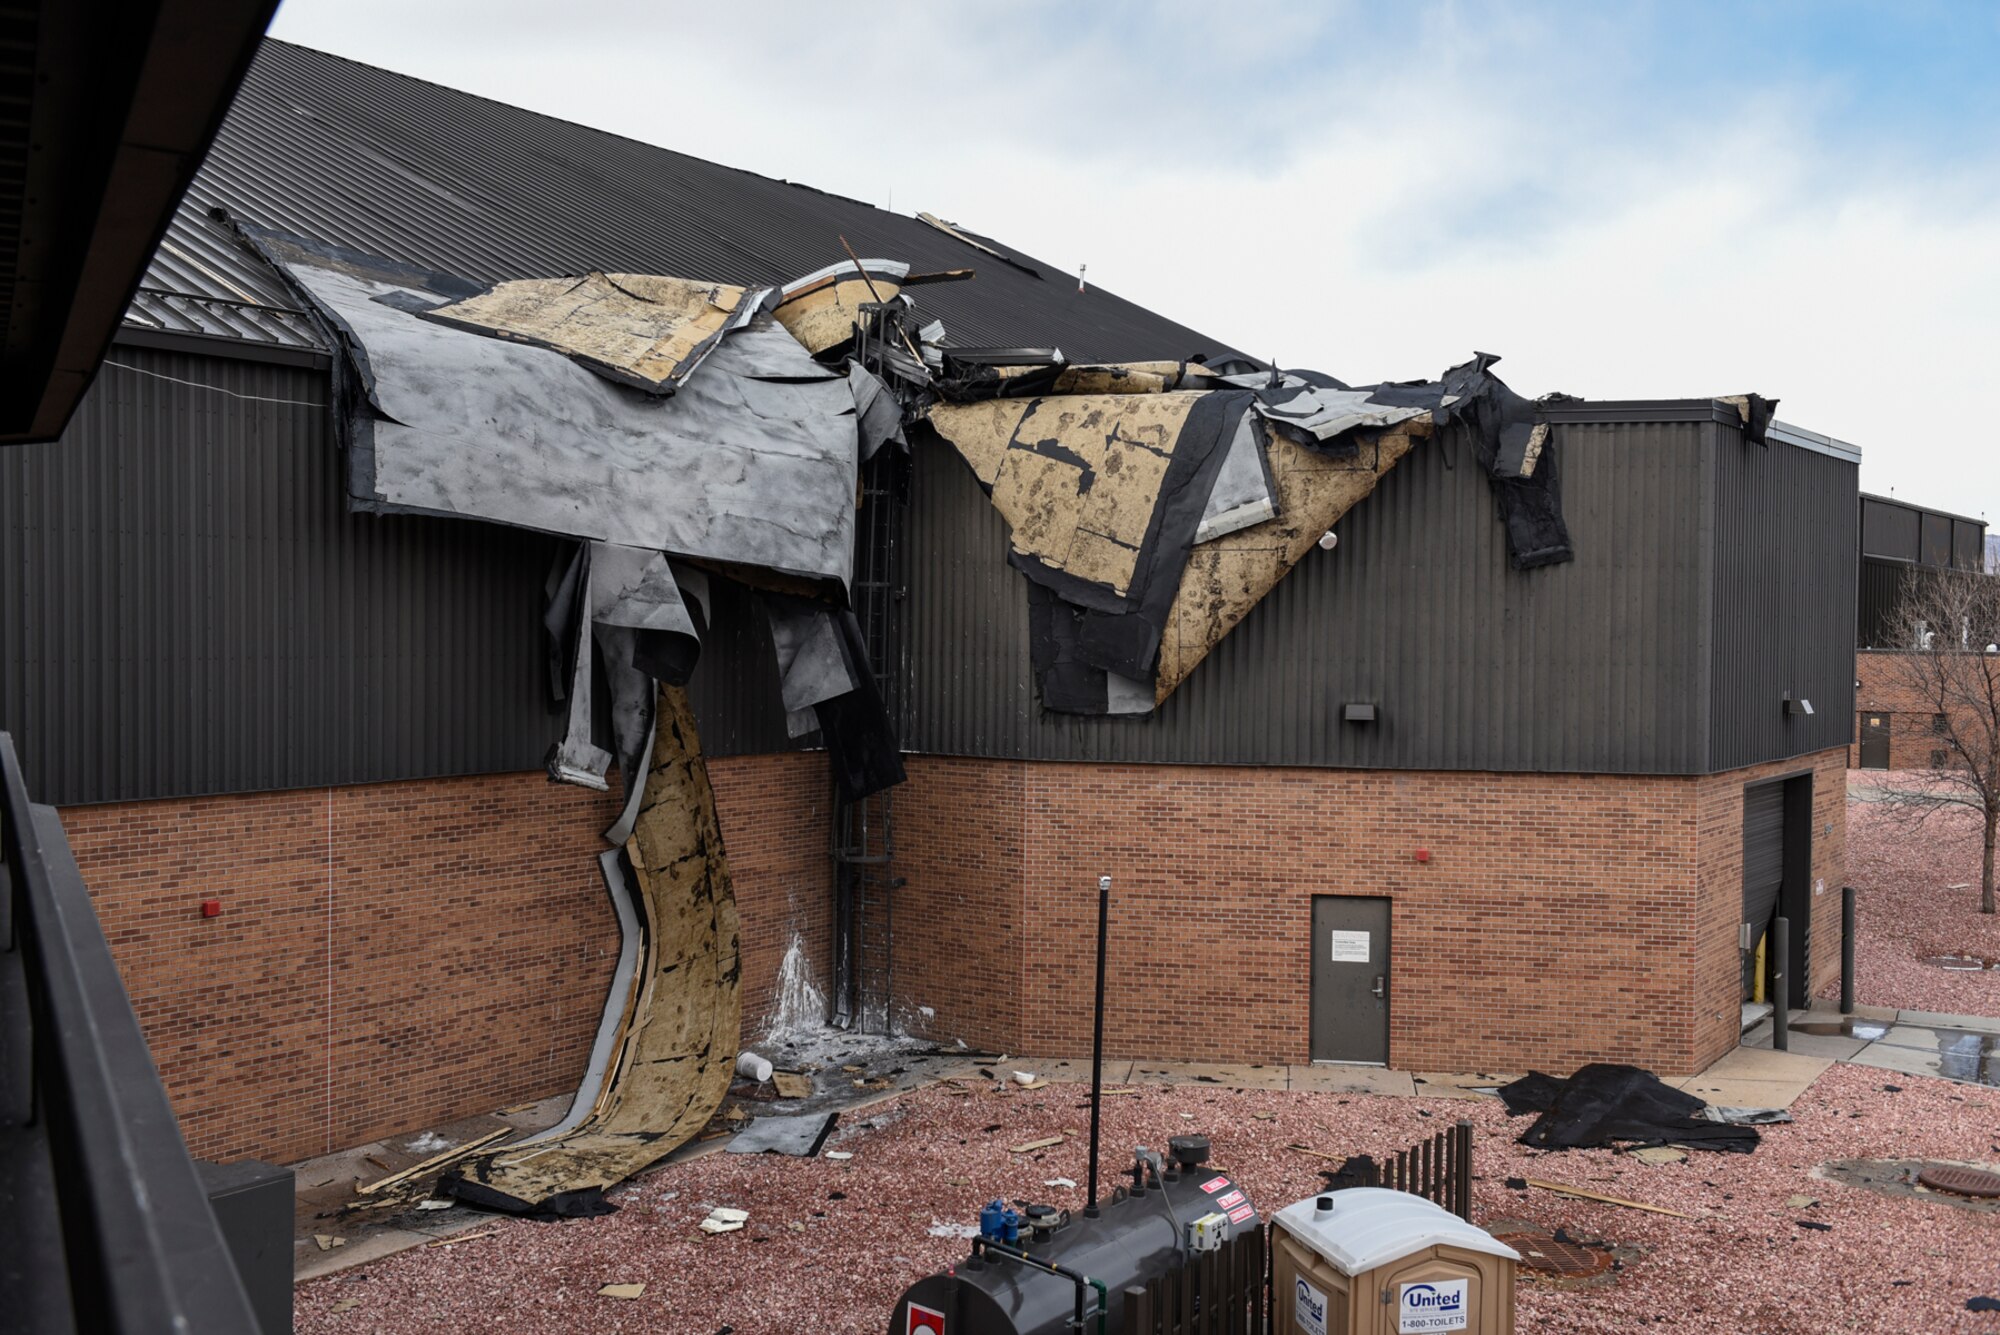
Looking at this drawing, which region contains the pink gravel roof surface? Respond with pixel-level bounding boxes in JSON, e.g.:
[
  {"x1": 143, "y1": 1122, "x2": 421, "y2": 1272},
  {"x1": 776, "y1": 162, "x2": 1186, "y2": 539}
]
[
  {"x1": 1835, "y1": 781, "x2": 2000, "y2": 1014},
  {"x1": 296, "y1": 1064, "x2": 2000, "y2": 1334}
]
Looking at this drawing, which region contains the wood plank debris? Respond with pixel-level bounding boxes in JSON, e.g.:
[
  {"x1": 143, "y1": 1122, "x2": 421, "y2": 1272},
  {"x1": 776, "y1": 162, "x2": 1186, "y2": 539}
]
[
  {"x1": 1524, "y1": 1177, "x2": 1695, "y2": 1218},
  {"x1": 1010, "y1": 1135, "x2": 1064, "y2": 1154},
  {"x1": 356, "y1": 1128, "x2": 509, "y2": 1195}
]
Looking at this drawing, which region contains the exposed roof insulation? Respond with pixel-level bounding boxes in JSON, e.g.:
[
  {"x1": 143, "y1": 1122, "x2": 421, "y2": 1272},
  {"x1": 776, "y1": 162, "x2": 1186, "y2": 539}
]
[
  {"x1": 929, "y1": 354, "x2": 1574, "y2": 715},
  {"x1": 445, "y1": 686, "x2": 740, "y2": 1216},
  {"x1": 422, "y1": 271, "x2": 757, "y2": 393}
]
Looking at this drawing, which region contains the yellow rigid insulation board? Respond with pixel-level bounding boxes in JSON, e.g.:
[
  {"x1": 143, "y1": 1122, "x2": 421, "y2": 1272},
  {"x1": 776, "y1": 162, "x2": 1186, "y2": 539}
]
[
  {"x1": 447, "y1": 685, "x2": 740, "y2": 1214},
  {"x1": 1152, "y1": 419, "x2": 1430, "y2": 703},
  {"x1": 424, "y1": 272, "x2": 750, "y2": 391},
  {"x1": 773, "y1": 270, "x2": 904, "y2": 355},
  {"x1": 928, "y1": 393, "x2": 1203, "y2": 599}
]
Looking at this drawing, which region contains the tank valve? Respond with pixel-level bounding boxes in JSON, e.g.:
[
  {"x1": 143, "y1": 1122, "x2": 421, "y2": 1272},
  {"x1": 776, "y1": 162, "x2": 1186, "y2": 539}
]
[
  {"x1": 979, "y1": 1199, "x2": 1022, "y2": 1244},
  {"x1": 1168, "y1": 1135, "x2": 1210, "y2": 1171}
]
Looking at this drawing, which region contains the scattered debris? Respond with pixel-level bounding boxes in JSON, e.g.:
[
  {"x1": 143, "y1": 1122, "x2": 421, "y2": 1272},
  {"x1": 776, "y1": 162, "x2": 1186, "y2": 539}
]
[
  {"x1": 770, "y1": 1071, "x2": 813, "y2": 1100},
  {"x1": 724, "y1": 1112, "x2": 839, "y2": 1157},
  {"x1": 1500, "y1": 1065, "x2": 1759, "y2": 1153},
  {"x1": 356, "y1": 1128, "x2": 509, "y2": 1196},
  {"x1": 1627, "y1": 1147, "x2": 1687, "y2": 1165},
  {"x1": 1796, "y1": 1220, "x2": 1832, "y2": 1231},
  {"x1": 403, "y1": 1131, "x2": 453, "y2": 1154},
  {"x1": 414, "y1": 1199, "x2": 453, "y2": 1211},
  {"x1": 312, "y1": 1234, "x2": 345, "y2": 1251},
  {"x1": 735, "y1": 1051, "x2": 774, "y2": 1083},
  {"x1": 1786, "y1": 1194, "x2": 1819, "y2": 1209},
  {"x1": 1968, "y1": 1296, "x2": 2000, "y2": 1313},
  {"x1": 424, "y1": 1228, "x2": 500, "y2": 1248},
  {"x1": 1698, "y1": 1106, "x2": 1792, "y2": 1126},
  {"x1": 1286, "y1": 1142, "x2": 1346, "y2": 1163},
  {"x1": 1523, "y1": 1178, "x2": 1694, "y2": 1219},
  {"x1": 824, "y1": 1150, "x2": 854, "y2": 1161},
  {"x1": 598, "y1": 1283, "x2": 645, "y2": 1300},
  {"x1": 699, "y1": 1207, "x2": 748, "y2": 1235},
  {"x1": 1010, "y1": 1135, "x2": 1064, "y2": 1154},
  {"x1": 1042, "y1": 1177, "x2": 1076, "y2": 1189}
]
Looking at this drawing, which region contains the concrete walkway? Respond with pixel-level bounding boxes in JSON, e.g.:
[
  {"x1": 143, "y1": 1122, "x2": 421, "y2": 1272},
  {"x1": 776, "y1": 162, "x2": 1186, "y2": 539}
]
[{"x1": 1742, "y1": 1004, "x2": 2000, "y2": 1087}]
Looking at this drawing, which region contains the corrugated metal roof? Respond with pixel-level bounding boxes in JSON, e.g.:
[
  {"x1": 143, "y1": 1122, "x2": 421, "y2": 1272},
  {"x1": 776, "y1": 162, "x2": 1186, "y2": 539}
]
[{"x1": 127, "y1": 40, "x2": 1239, "y2": 363}]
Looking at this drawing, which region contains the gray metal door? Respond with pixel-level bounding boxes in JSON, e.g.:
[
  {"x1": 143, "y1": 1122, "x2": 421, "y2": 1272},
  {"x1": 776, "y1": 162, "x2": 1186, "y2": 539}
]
[
  {"x1": 1859, "y1": 714, "x2": 1890, "y2": 770},
  {"x1": 1742, "y1": 781, "x2": 1786, "y2": 1000},
  {"x1": 1310, "y1": 896, "x2": 1391, "y2": 1064}
]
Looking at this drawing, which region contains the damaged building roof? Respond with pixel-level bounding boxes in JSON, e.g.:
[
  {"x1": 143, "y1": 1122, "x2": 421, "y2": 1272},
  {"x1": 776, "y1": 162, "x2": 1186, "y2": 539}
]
[{"x1": 122, "y1": 39, "x2": 1241, "y2": 365}]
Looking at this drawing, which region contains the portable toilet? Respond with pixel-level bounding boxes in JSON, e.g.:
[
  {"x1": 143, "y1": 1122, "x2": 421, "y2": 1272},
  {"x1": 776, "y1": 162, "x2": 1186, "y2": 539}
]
[{"x1": 1272, "y1": 1188, "x2": 1518, "y2": 1335}]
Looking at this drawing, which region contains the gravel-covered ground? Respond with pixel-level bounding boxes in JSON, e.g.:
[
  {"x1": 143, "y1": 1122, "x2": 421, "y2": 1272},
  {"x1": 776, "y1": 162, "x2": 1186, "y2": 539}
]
[
  {"x1": 1838, "y1": 777, "x2": 2000, "y2": 1015},
  {"x1": 298, "y1": 1064, "x2": 2000, "y2": 1334}
]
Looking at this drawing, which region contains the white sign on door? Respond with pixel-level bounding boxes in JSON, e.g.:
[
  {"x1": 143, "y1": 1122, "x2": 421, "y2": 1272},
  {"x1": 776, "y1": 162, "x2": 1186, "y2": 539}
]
[
  {"x1": 1293, "y1": 1277, "x2": 1328, "y2": 1335},
  {"x1": 1328, "y1": 930, "x2": 1371, "y2": 963},
  {"x1": 1399, "y1": 1277, "x2": 1469, "y2": 1332}
]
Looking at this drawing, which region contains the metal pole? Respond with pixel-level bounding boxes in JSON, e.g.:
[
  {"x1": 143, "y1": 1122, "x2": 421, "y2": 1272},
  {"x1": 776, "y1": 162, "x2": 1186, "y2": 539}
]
[
  {"x1": 1840, "y1": 887, "x2": 1857, "y2": 1015},
  {"x1": 1771, "y1": 915, "x2": 1790, "y2": 1051},
  {"x1": 1085, "y1": 875, "x2": 1110, "y2": 1219}
]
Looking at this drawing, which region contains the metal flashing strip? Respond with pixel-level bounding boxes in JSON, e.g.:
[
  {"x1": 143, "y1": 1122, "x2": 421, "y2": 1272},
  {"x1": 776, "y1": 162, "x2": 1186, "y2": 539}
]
[
  {"x1": 1539, "y1": 398, "x2": 1738, "y2": 425},
  {"x1": 1767, "y1": 419, "x2": 1862, "y2": 464},
  {"x1": 112, "y1": 323, "x2": 332, "y2": 369}
]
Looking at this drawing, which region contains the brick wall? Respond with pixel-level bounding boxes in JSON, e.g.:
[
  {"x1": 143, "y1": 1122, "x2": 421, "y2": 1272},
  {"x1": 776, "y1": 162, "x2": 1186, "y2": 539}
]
[
  {"x1": 60, "y1": 751, "x2": 829, "y2": 1164},
  {"x1": 895, "y1": 750, "x2": 1850, "y2": 1077},
  {"x1": 1853, "y1": 651, "x2": 1954, "y2": 769}
]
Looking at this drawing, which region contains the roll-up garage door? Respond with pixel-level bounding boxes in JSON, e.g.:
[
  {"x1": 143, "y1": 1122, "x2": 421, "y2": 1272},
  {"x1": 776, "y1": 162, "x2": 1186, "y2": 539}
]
[{"x1": 1742, "y1": 781, "x2": 1785, "y2": 938}]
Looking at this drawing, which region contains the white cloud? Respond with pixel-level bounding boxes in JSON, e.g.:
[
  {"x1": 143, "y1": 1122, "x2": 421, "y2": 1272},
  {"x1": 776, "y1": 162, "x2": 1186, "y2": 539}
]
[{"x1": 267, "y1": 0, "x2": 2000, "y2": 514}]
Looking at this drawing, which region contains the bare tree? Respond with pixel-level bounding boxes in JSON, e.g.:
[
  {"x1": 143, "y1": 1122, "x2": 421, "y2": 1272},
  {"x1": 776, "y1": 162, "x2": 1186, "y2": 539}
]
[{"x1": 1875, "y1": 566, "x2": 2000, "y2": 914}]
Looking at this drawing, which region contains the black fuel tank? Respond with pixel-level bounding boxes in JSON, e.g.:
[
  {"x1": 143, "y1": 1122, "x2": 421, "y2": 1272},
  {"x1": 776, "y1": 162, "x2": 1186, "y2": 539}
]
[{"x1": 888, "y1": 1167, "x2": 1256, "y2": 1335}]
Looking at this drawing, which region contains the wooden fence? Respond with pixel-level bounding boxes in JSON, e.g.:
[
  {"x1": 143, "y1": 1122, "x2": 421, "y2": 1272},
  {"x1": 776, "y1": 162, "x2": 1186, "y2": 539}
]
[
  {"x1": 1120, "y1": 1223, "x2": 1265, "y2": 1335},
  {"x1": 1323, "y1": 1118, "x2": 1474, "y2": 1222}
]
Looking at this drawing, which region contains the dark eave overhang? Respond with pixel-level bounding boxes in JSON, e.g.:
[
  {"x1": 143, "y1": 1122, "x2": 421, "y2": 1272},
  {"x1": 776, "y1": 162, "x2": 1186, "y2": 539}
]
[{"x1": 0, "y1": 0, "x2": 278, "y2": 445}]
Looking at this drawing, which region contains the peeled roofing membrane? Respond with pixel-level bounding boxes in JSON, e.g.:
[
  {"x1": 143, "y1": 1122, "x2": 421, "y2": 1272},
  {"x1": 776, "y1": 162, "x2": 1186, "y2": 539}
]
[
  {"x1": 447, "y1": 686, "x2": 740, "y2": 1215},
  {"x1": 1153, "y1": 420, "x2": 1428, "y2": 703}
]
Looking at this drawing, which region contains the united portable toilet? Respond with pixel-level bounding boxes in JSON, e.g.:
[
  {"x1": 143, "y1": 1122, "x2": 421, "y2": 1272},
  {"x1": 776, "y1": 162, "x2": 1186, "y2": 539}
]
[{"x1": 1272, "y1": 1188, "x2": 1519, "y2": 1335}]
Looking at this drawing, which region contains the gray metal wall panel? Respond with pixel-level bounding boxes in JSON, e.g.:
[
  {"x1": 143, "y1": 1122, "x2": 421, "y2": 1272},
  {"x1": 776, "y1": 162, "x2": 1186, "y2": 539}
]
[
  {"x1": 904, "y1": 420, "x2": 1714, "y2": 773},
  {"x1": 1708, "y1": 424, "x2": 1858, "y2": 771},
  {"x1": 0, "y1": 349, "x2": 792, "y2": 806}
]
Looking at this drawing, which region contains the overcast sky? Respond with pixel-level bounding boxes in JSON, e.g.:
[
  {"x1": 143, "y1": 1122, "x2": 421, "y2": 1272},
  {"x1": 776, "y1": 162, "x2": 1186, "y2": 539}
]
[{"x1": 267, "y1": 0, "x2": 2000, "y2": 517}]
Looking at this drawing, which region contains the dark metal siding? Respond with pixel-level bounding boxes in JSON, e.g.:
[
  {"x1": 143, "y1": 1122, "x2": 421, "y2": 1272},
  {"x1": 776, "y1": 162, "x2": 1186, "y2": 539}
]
[
  {"x1": 904, "y1": 420, "x2": 1714, "y2": 773},
  {"x1": 0, "y1": 349, "x2": 791, "y2": 806},
  {"x1": 1857, "y1": 557, "x2": 1913, "y2": 650},
  {"x1": 1708, "y1": 423, "x2": 1858, "y2": 772}
]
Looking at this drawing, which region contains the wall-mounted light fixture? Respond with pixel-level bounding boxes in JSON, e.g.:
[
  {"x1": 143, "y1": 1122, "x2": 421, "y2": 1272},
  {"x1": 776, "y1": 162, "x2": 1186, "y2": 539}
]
[
  {"x1": 1342, "y1": 702, "x2": 1377, "y2": 724},
  {"x1": 1782, "y1": 694, "x2": 1814, "y2": 717}
]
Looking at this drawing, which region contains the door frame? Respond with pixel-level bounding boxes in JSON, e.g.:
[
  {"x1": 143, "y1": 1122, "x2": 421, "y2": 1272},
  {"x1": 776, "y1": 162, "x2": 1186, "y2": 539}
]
[{"x1": 1308, "y1": 894, "x2": 1392, "y2": 1066}]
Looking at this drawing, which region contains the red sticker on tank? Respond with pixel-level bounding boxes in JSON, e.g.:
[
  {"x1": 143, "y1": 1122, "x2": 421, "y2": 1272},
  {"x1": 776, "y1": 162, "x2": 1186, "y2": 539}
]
[
  {"x1": 907, "y1": 1302, "x2": 946, "y2": 1335},
  {"x1": 1200, "y1": 1176, "x2": 1230, "y2": 1194},
  {"x1": 1228, "y1": 1203, "x2": 1255, "y2": 1224},
  {"x1": 1216, "y1": 1189, "x2": 1245, "y2": 1210}
]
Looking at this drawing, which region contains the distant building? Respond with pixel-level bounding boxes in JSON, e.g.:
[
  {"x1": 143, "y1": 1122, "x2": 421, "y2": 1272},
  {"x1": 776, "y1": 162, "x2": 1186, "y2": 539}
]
[{"x1": 1853, "y1": 493, "x2": 1989, "y2": 770}]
